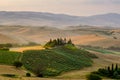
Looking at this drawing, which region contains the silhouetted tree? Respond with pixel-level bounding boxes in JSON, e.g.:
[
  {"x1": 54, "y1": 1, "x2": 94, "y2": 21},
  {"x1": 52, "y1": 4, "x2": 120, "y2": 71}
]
[
  {"x1": 13, "y1": 61, "x2": 23, "y2": 68},
  {"x1": 67, "y1": 39, "x2": 72, "y2": 44},
  {"x1": 92, "y1": 64, "x2": 120, "y2": 79},
  {"x1": 115, "y1": 64, "x2": 118, "y2": 71}
]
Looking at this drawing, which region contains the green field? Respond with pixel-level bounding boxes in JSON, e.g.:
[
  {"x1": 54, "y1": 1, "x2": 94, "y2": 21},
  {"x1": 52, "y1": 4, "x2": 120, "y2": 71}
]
[
  {"x1": 21, "y1": 45, "x2": 97, "y2": 77},
  {"x1": 0, "y1": 50, "x2": 21, "y2": 65},
  {"x1": 0, "y1": 45, "x2": 97, "y2": 77}
]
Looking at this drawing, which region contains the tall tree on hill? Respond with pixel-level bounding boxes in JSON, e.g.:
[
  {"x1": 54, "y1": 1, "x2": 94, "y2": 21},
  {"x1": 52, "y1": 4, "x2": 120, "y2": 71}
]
[
  {"x1": 64, "y1": 38, "x2": 67, "y2": 44},
  {"x1": 115, "y1": 64, "x2": 118, "y2": 71},
  {"x1": 111, "y1": 64, "x2": 114, "y2": 72},
  {"x1": 49, "y1": 39, "x2": 52, "y2": 43},
  {"x1": 67, "y1": 39, "x2": 73, "y2": 45}
]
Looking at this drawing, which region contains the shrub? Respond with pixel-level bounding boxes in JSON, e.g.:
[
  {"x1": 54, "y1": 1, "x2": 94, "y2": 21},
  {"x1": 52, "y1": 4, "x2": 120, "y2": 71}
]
[
  {"x1": 0, "y1": 48, "x2": 9, "y2": 51},
  {"x1": 2, "y1": 74, "x2": 18, "y2": 78},
  {"x1": 90, "y1": 64, "x2": 120, "y2": 79},
  {"x1": 87, "y1": 73, "x2": 102, "y2": 80},
  {"x1": 115, "y1": 75, "x2": 120, "y2": 79},
  {"x1": 32, "y1": 64, "x2": 46, "y2": 77},
  {"x1": 13, "y1": 61, "x2": 23, "y2": 68},
  {"x1": 26, "y1": 72, "x2": 31, "y2": 77},
  {"x1": 37, "y1": 73, "x2": 43, "y2": 77}
]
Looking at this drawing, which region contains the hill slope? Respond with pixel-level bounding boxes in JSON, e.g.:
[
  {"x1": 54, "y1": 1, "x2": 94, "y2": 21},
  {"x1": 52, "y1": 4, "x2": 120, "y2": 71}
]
[
  {"x1": 0, "y1": 25, "x2": 120, "y2": 48},
  {"x1": 0, "y1": 11, "x2": 120, "y2": 27},
  {"x1": 21, "y1": 46, "x2": 96, "y2": 76},
  {"x1": 58, "y1": 50, "x2": 120, "y2": 79},
  {"x1": 0, "y1": 50, "x2": 20, "y2": 65},
  {"x1": 0, "y1": 33, "x2": 18, "y2": 44}
]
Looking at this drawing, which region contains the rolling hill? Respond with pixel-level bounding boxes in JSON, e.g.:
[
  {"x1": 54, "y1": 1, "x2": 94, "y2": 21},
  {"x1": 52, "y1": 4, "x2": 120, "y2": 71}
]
[
  {"x1": 21, "y1": 46, "x2": 96, "y2": 77},
  {"x1": 0, "y1": 11, "x2": 120, "y2": 27},
  {"x1": 0, "y1": 25, "x2": 120, "y2": 48},
  {"x1": 0, "y1": 33, "x2": 17, "y2": 44}
]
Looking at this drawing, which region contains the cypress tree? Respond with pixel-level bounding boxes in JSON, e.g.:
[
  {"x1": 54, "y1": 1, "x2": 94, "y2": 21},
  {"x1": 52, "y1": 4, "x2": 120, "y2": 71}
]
[
  {"x1": 49, "y1": 39, "x2": 52, "y2": 43},
  {"x1": 57, "y1": 38, "x2": 60, "y2": 45},
  {"x1": 108, "y1": 66, "x2": 110, "y2": 72},
  {"x1": 111, "y1": 64, "x2": 114, "y2": 72},
  {"x1": 68, "y1": 39, "x2": 72, "y2": 44},
  {"x1": 64, "y1": 38, "x2": 67, "y2": 44},
  {"x1": 115, "y1": 64, "x2": 118, "y2": 71}
]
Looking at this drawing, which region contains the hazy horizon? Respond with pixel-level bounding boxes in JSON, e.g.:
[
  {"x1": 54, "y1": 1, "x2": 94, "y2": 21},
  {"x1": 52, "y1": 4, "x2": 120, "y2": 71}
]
[{"x1": 0, "y1": 0, "x2": 120, "y2": 16}]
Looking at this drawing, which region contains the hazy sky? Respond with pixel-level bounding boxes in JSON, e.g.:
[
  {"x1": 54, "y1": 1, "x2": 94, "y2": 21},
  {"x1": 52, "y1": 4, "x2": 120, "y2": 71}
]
[{"x1": 0, "y1": 0, "x2": 120, "y2": 16}]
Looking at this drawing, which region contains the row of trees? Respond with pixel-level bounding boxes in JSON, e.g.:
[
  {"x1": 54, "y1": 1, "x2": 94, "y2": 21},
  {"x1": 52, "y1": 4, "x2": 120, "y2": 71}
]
[
  {"x1": 44, "y1": 38, "x2": 74, "y2": 47},
  {"x1": 0, "y1": 43, "x2": 12, "y2": 51},
  {"x1": 0, "y1": 43, "x2": 12, "y2": 48},
  {"x1": 107, "y1": 46, "x2": 120, "y2": 51},
  {"x1": 92, "y1": 64, "x2": 120, "y2": 79}
]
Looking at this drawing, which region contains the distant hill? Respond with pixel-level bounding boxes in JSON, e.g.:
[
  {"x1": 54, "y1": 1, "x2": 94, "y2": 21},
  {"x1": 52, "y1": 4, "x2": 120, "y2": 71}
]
[{"x1": 0, "y1": 11, "x2": 120, "y2": 28}]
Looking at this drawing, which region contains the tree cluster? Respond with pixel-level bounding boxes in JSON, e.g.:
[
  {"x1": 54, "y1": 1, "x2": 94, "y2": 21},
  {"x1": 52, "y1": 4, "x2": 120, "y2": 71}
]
[
  {"x1": 87, "y1": 73, "x2": 102, "y2": 80},
  {"x1": 13, "y1": 61, "x2": 23, "y2": 68},
  {"x1": 0, "y1": 43, "x2": 12, "y2": 51},
  {"x1": 0, "y1": 43, "x2": 12, "y2": 48},
  {"x1": 92, "y1": 64, "x2": 120, "y2": 79},
  {"x1": 44, "y1": 38, "x2": 74, "y2": 48},
  {"x1": 107, "y1": 46, "x2": 120, "y2": 51}
]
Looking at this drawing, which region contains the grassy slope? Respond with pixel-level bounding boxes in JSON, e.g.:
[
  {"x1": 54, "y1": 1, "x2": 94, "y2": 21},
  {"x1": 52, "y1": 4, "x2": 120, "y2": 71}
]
[
  {"x1": 84, "y1": 47, "x2": 114, "y2": 54},
  {"x1": 22, "y1": 45, "x2": 96, "y2": 76},
  {"x1": 57, "y1": 50, "x2": 120, "y2": 79},
  {"x1": 0, "y1": 45, "x2": 119, "y2": 79},
  {"x1": 0, "y1": 50, "x2": 21, "y2": 65}
]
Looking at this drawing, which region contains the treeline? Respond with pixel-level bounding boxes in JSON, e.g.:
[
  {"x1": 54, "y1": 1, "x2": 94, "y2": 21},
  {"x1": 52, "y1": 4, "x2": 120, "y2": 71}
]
[
  {"x1": 0, "y1": 43, "x2": 12, "y2": 50},
  {"x1": 107, "y1": 46, "x2": 120, "y2": 51},
  {"x1": 44, "y1": 38, "x2": 74, "y2": 48},
  {"x1": 91, "y1": 64, "x2": 120, "y2": 79}
]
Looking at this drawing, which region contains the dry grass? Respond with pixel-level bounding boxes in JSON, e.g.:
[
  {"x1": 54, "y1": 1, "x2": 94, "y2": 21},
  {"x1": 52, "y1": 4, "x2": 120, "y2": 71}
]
[
  {"x1": 0, "y1": 26, "x2": 120, "y2": 48},
  {"x1": 69, "y1": 34, "x2": 106, "y2": 45},
  {"x1": 0, "y1": 65, "x2": 26, "y2": 76},
  {"x1": 0, "y1": 33, "x2": 17, "y2": 44}
]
